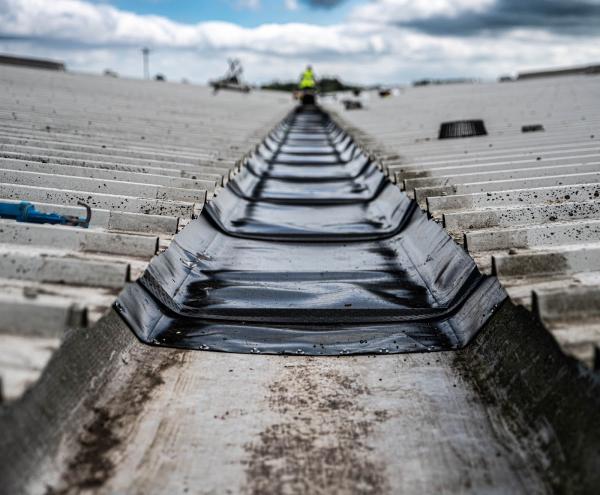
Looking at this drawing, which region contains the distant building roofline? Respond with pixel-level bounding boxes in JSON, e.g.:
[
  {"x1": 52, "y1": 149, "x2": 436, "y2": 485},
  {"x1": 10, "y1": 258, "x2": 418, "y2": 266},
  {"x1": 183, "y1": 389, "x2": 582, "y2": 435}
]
[
  {"x1": 517, "y1": 63, "x2": 600, "y2": 80},
  {"x1": 0, "y1": 53, "x2": 65, "y2": 71}
]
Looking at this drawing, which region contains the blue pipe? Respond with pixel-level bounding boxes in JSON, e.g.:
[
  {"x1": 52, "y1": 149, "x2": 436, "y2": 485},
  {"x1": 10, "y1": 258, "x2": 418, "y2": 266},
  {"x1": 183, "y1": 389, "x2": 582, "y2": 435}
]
[{"x1": 0, "y1": 201, "x2": 91, "y2": 228}]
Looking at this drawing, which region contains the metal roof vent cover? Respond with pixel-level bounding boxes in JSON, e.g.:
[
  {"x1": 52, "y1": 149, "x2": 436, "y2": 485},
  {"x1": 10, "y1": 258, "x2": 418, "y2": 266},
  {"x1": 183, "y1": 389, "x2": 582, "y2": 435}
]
[
  {"x1": 438, "y1": 120, "x2": 487, "y2": 139},
  {"x1": 522, "y1": 124, "x2": 545, "y2": 133}
]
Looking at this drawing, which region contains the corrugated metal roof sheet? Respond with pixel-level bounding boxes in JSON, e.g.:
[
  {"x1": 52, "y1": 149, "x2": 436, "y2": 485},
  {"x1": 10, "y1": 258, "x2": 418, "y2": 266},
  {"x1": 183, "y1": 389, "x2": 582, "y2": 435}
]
[
  {"x1": 0, "y1": 65, "x2": 291, "y2": 401},
  {"x1": 327, "y1": 74, "x2": 600, "y2": 369}
]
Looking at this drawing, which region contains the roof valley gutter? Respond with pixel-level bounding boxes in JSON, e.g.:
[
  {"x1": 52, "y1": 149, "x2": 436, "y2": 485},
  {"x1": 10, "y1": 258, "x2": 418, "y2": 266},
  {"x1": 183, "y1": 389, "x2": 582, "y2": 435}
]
[{"x1": 115, "y1": 104, "x2": 505, "y2": 355}]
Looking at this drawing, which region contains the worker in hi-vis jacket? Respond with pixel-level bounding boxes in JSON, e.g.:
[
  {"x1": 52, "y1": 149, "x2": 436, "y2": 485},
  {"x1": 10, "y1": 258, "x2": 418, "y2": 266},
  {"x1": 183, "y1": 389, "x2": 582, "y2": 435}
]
[{"x1": 299, "y1": 65, "x2": 316, "y2": 90}]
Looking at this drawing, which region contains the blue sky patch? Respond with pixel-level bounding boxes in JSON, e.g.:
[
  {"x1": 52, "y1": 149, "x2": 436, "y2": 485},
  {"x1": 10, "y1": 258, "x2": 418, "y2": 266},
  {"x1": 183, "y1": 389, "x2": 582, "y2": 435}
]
[{"x1": 97, "y1": 0, "x2": 363, "y2": 27}]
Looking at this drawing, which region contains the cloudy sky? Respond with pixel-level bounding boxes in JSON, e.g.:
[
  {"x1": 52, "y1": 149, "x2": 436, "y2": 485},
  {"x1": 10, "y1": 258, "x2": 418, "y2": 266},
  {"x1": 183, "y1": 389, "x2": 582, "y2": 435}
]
[{"x1": 1, "y1": 0, "x2": 599, "y2": 84}]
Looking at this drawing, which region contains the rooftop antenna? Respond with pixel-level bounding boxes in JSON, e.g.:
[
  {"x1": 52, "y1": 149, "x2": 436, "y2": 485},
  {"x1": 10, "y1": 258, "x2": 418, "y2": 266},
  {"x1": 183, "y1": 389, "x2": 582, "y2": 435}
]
[{"x1": 142, "y1": 47, "x2": 150, "y2": 80}]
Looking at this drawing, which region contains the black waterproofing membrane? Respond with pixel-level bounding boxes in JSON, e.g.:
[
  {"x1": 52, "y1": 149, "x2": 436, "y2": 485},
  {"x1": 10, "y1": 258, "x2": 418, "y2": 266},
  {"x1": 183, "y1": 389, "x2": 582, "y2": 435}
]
[{"x1": 116, "y1": 107, "x2": 506, "y2": 355}]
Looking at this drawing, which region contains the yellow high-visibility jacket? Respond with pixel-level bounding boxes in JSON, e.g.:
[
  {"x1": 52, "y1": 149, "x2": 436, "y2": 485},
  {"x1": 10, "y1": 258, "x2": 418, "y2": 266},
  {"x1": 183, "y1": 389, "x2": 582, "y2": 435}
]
[{"x1": 299, "y1": 69, "x2": 316, "y2": 89}]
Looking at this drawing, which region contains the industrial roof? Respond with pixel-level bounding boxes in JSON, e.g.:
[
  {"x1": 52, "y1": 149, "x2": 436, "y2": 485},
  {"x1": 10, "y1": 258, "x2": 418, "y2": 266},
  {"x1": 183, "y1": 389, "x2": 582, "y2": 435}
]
[
  {"x1": 327, "y1": 74, "x2": 600, "y2": 369},
  {"x1": 0, "y1": 65, "x2": 290, "y2": 402},
  {"x1": 1, "y1": 65, "x2": 599, "y2": 494},
  {"x1": 2, "y1": 66, "x2": 599, "y2": 402}
]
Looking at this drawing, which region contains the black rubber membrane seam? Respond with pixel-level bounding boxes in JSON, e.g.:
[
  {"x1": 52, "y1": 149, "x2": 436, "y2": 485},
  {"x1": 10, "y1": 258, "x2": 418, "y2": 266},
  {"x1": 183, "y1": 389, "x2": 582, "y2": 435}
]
[{"x1": 116, "y1": 106, "x2": 506, "y2": 355}]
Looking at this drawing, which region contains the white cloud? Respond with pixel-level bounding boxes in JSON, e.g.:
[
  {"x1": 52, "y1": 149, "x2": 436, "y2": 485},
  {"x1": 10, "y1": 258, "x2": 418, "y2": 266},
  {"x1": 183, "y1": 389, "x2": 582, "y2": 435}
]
[
  {"x1": 0, "y1": 0, "x2": 385, "y2": 56},
  {"x1": 350, "y1": 0, "x2": 495, "y2": 24},
  {"x1": 0, "y1": 0, "x2": 599, "y2": 85},
  {"x1": 285, "y1": 0, "x2": 300, "y2": 11}
]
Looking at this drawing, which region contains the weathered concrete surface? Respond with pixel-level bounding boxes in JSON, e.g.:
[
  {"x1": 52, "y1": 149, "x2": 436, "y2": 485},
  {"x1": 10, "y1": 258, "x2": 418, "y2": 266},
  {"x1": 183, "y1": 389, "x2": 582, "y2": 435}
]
[
  {"x1": 5, "y1": 302, "x2": 600, "y2": 494},
  {"x1": 0, "y1": 311, "x2": 549, "y2": 495},
  {"x1": 0, "y1": 335, "x2": 60, "y2": 402},
  {"x1": 457, "y1": 301, "x2": 600, "y2": 495},
  {"x1": 0, "y1": 64, "x2": 292, "y2": 402},
  {"x1": 324, "y1": 76, "x2": 600, "y2": 370},
  {"x1": 87, "y1": 352, "x2": 546, "y2": 495}
]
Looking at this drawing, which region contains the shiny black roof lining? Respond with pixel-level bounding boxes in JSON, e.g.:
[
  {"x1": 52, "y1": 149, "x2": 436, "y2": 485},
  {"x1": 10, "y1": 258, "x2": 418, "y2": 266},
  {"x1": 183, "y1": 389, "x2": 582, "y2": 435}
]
[{"x1": 116, "y1": 105, "x2": 506, "y2": 355}]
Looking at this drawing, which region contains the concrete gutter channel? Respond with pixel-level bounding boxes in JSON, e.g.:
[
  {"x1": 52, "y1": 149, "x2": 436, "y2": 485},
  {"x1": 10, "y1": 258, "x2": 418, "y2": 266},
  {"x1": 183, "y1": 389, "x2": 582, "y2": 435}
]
[{"x1": 0, "y1": 103, "x2": 599, "y2": 493}]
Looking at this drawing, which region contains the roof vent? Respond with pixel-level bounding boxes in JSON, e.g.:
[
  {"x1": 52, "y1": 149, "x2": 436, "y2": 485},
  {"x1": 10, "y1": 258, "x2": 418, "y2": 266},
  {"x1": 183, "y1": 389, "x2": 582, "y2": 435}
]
[
  {"x1": 522, "y1": 124, "x2": 545, "y2": 133},
  {"x1": 438, "y1": 120, "x2": 487, "y2": 139},
  {"x1": 343, "y1": 100, "x2": 363, "y2": 110}
]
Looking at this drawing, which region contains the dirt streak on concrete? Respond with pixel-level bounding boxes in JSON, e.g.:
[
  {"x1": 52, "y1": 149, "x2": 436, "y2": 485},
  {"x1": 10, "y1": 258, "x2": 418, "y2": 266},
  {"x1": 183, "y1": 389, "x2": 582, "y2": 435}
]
[
  {"x1": 243, "y1": 358, "x2": 389, "y2": 495},
  {"x1": 45, "y1": 347, "x2": 185, "y2": 495},
  {"x1": 25, "y1": 317, "x2": 548, "y2": 495}
]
